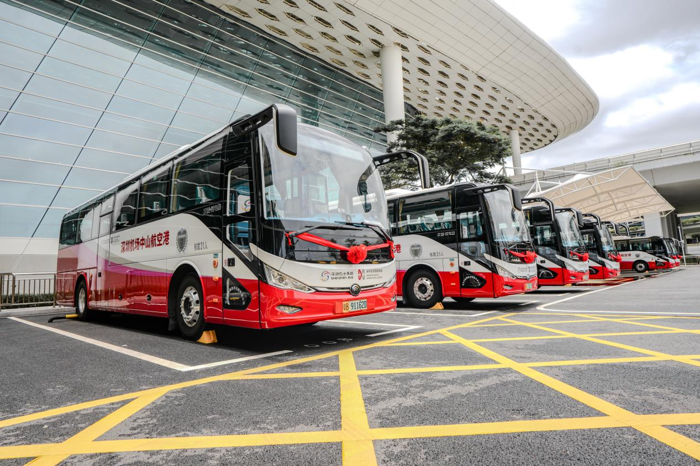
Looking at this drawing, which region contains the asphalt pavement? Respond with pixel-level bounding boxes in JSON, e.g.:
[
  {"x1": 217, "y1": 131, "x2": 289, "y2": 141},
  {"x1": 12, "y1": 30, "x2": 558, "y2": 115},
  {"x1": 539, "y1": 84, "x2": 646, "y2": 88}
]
[{"x1": 1, "y1": 267, "x2": 699, "y2": 465}]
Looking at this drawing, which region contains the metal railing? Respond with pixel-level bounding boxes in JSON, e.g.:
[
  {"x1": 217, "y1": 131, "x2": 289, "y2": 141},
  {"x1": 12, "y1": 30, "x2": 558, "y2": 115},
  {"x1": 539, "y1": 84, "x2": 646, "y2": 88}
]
[
  {"x1": 509, "y1": 139, "x2": 700, "y2": 186},
  {"x1": 0, "y1": 273, "x2": 56, "y2": 310}
]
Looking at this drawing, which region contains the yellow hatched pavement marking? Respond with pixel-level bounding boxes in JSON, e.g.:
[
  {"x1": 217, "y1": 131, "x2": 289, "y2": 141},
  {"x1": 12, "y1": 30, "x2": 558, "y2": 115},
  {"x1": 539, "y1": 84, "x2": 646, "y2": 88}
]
[
  {"x1": 3, "y1": 412, "x2": 700, "y2": 460},
  {"x1": 25, "y1": 389, "x2": 168, "y2": 465},
  {"x1": 441, "y1": 329, "x2": 700, "y2": 460},
  {"x1": 339, "y1": 352, "x2": 376, "y2": 466},
  {"x1": 500, "y1": 317, "x2": 700, "y2": 369}
]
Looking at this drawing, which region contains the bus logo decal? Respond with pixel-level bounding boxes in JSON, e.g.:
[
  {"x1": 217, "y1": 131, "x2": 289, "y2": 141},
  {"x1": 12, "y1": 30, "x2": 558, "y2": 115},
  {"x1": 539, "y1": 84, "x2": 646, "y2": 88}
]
[
  {"x1": 320, "y1": 271, "x2": 330, "y2": 282},
  {"x1": 358, "y1": 269, "x2": 363, "y2": 280},
  {"x1": 350, "y1": 284, "x2": 361, "y2": 296},
  {"x1": 176, "y1": 228, "x2": 188, "y2": 254},
  {"x1": 410, "y1": 244, "x2": 422, "y2": 258}
]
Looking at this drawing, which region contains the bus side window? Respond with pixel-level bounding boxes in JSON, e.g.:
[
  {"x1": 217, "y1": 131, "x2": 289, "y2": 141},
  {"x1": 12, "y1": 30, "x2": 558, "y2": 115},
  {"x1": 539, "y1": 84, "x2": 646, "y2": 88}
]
[
  {"x1": 139, "y1": 164, "x2": 171, "y2": 222},
  {"x1": 398, "y1": 192, "x2": 453, "y2": 234},
  {"x1": 99, "y1": 214, "x2": 111, "y2": 238},
  {"x1": 77, "y1": 205, "x2": 96, "y2": 243},
  {"x1": 59, "y1": 212, "x2": 79, "y2": 248},
  {"x1": 172, "y1": 138, "x2": 224, "y2": 212},
  {"x1": 114, "y1": 181, "x2": 139, "y2": 231},
  {"x1": 387, "y1": 202, "x2": 396, "y2": 235}
]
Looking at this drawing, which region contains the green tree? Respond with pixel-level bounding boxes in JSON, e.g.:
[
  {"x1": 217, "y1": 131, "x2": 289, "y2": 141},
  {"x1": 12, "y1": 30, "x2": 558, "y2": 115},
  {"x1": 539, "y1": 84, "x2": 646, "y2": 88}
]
[{"x1": 374, "y1": 115, "x2": 512, "y2": 189}]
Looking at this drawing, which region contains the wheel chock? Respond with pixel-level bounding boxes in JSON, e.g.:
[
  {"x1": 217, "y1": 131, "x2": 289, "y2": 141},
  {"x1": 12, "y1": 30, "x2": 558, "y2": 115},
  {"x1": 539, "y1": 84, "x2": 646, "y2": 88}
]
[
  {"x1": 197, "y1": 330, "x2": 218, "y2": 344},
  {"x1": 430, "y1": 302, "x2": 445, "y2": 310},
  {"x1": 48, "y1": 314, "x2": 79, "y2": 323}
]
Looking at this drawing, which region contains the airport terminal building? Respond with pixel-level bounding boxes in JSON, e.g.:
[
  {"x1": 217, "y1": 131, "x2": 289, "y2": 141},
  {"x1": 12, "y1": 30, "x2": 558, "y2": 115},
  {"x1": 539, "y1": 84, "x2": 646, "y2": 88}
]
[{"x1": 0, "y1": 0, "x2": 597, "y2": 272}]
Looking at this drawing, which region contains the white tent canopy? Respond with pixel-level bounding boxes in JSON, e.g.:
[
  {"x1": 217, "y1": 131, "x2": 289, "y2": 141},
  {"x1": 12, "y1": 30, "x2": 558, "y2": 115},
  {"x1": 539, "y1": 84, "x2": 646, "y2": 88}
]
[{"x1": 527, "y1": 166, "x2": 674, "y2": 223}]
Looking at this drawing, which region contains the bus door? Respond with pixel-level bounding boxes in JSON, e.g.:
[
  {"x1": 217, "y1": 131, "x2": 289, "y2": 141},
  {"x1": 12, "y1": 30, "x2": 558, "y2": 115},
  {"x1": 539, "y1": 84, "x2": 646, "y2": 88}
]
[
  {"x1": 95, "y1": 213, "x2": 112, "y2": 308},
  {"x1": 221, "y1": 144, "x2": 260, "y2": 327},
  {"x1": 455, "y1": 189, "x2": 493, "y2": 298}
]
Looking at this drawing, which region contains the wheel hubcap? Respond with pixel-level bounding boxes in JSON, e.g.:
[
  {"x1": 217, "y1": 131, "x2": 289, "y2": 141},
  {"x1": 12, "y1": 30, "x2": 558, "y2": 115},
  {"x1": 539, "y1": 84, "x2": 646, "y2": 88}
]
[
  {"x1": 78, "y1": 288, "x2": 86, "y2": 314},
  {"x1": 413, "y1": 277, "x2": 434, "y2": 301},
  {"x1": 180, "y1": 286, "x2": 201, "y2": 328}
]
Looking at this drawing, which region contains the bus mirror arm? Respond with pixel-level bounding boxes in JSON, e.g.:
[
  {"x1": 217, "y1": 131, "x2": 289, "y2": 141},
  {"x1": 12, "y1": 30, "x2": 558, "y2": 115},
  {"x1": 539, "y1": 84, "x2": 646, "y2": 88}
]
[
  {"x1": 372, "y1": 150, "x2": 431, "y2": 189},
  {"x1": 522, "y1": 197, "x2": 556, "y2": 222},
  {"x1": 228, "y1": 104, "x2": 298, "y2": 156}
]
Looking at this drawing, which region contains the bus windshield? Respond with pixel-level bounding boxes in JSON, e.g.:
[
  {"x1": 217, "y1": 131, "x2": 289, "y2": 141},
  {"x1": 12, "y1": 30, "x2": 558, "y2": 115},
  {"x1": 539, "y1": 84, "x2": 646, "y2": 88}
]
[
  {"x1": 599, "y1": 225, "x2": 616, "y2": 253},
  {"x1": 483, "y1": 189, "x2": 529, "y2": 243},
  {"x1": 260, "y1": 123, "x2": 388, "y2": 229},
  {"x1": 555, "y1": 211, "x2": 584, "y2": 248}
]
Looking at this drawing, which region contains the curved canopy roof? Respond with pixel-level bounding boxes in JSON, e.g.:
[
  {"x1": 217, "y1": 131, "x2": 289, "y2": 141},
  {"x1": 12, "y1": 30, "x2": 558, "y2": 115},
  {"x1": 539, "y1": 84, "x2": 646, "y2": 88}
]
[
  {"x1": 529, "y1": 167, "x2": 674, "y2": 223},
  {"x1": 208, "y1": 0, "x2": 599, "y2": 153}
]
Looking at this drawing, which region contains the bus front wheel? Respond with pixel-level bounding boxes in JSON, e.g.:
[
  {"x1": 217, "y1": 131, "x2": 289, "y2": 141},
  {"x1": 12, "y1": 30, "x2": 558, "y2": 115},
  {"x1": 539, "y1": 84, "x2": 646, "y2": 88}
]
[
  {"x1": 75, "y1": 280, "x2": 92, "y2": 321},
  {"x1": 176, "y1": 274, "x2": 206, "y2": 341},
  {"x1": 633, "y1": 261, "x2": 648, "y2": 273},
  {"x1": 405, "y1": 269, "x2": 443, "y2": 309}
]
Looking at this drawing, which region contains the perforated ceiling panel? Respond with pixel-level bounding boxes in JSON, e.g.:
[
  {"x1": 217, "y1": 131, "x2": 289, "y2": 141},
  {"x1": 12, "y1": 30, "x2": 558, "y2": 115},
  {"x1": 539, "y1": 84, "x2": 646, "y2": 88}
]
[{"x1": 206, "y1": 0, "x2": 598, "y2": 153}]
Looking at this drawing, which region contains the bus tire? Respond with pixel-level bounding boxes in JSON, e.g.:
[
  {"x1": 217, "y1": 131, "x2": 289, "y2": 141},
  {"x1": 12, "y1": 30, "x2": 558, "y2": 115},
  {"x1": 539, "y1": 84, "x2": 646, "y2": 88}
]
[
  {"x1": 405, "y1": 269, "x2": 442, "y2": 309},
  {"x1": 452, "y1": 297, "x2": 475, "y2": 305},
  {"x1": 175, "y1": 274, "x2": 206, "y2": 341},
  {"x1": 75, "y1": 280, "x2": 92, "y2": 322},
  {"x1": 633, "y1": 261, "x2": 648, "y2": 273}
]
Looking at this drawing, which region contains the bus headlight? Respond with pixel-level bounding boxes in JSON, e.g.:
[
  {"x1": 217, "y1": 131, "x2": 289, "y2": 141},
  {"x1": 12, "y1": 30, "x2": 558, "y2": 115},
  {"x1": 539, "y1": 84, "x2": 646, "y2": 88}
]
[
  {"x1": 263, "y1": 264, "x2": 315, "y2": 293},
  {"x1": 382, "y1": 273, "x2": 397, "y2": 287},
  {"x1": 565, "y1": 262, "x2": 581, "y2": 272},
  {"x1": 496, "y1": 264, "x2": 516, "y2": 279}
]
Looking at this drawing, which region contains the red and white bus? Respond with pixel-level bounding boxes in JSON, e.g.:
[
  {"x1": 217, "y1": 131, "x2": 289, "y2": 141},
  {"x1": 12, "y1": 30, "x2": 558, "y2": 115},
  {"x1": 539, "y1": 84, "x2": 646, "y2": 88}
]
[
  {"x1": 613, "y1": 235, "x2": 675, "y2": 273},
  {"x1": 386, "y1": 180, "x2": 537, "y2": 308},
  {"x1": 580, "y1": 214, "x2": 621, "y2": 279},
  {"x1": 664, "y1": 238, "x2": 681, "y2": 267},
  {"x1": 523, "y1": 197, "x2": 590, "y2": 286},
  {"x1": 56, "y1": 105, "x2": 397, "y2": 340}
]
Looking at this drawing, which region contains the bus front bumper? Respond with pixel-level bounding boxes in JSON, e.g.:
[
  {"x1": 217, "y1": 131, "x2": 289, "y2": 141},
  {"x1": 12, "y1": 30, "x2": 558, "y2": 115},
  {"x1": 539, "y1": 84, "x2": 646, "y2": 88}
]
[
  {"x1": 259, "y1": 282, "x2": 397, "y2": 329},
  {"x1": 493, "y1": 275, "x2": 538, "y2": 297}
]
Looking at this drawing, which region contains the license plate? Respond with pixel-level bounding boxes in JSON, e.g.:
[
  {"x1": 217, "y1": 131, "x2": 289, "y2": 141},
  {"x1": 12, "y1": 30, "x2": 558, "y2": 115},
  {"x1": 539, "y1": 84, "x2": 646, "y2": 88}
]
[
  {"x1": 342, "y1": 299, "x2": 368, "y2": 313},
  {"x1": 525, "y1": 282, "x2": 533, "y2": 290}
]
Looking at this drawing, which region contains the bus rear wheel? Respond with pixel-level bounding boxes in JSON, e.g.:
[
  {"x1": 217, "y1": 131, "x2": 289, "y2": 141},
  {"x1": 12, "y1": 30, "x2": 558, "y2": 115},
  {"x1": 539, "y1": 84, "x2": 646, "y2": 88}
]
[
  {"x1": 75, "y1": 280, "x2": 92, "y2": 321},
  {"x1": 633, "y1": 261, "x2": 648, "y2": 273},
  {"x1": 176, "y1": 274, "x2": 206, "y2": 341},
  {"x1": 405, "y1": 269, "x2": 442, "y2": 309}
]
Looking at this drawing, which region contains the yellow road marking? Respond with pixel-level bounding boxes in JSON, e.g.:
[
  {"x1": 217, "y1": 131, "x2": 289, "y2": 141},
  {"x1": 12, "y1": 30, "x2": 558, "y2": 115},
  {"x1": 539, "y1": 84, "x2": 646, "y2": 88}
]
[
  {"x1": 3, "y1": 413, "x2": 700, "y2": 459},
  {"x1": 500, "y1": 318, "x2": 700, "y2": 369},
  {"x1": 339, "y1": 352, "x2": 376, "y2": 466},
  {"x1": 441, "y1": 329, "x2": 700, "y2": 460},
  {"x1": 26, "y1": 389, "x2": 168, "y2": 465}
]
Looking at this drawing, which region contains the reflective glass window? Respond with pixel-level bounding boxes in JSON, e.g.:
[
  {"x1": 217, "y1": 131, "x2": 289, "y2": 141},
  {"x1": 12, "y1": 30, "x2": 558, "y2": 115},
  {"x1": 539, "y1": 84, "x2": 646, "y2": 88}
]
[
  {"x1": 139, "y1": 163, "x2": 171, "y2": 222},
  {"x1": 0, "y1": 181, "x2": 57, "y2": 206},
  {"x1": 52, "y1": 187, "x2": 100, "y2": 209},
  {"x1": 114, "y1": 180, "x2": 139, "y2": 230},
  {"x1": 171, "y1": 137, "x2": 224, "y2": 212},
  {"x1": 59, "y1": 211, "x2": 79, "y2": 247},
  {"x1": 34, "y1": 207, "x2": 67, "y2": 238},
  {"x1": 77, "y1": 205, "x2": 96, "y2": 243}
]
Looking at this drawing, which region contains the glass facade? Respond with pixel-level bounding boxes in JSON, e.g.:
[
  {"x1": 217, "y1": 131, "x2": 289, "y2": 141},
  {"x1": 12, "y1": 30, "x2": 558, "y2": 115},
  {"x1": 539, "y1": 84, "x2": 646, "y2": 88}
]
[{"x1": 0, "y1": 0, "x2": 389, "y2": 240}]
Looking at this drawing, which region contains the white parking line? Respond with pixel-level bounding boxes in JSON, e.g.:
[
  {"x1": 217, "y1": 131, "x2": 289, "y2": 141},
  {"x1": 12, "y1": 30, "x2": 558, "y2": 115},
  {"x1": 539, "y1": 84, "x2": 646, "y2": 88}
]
[
  {"x1": 367, "y1": 326, "x2": 422, "y2": 337},
  {"x1": 321, "y1": 318, "x2": 421, "y2": 337},
  {"x1": 391, "y1": 311, "x2": 496, "y2": 318},
  {"x1": 9, "y1": 317, "x2": 291, "y2": 372},
  {"x1": 323, "y1": 320, "x2": 410, "y2": 327}
]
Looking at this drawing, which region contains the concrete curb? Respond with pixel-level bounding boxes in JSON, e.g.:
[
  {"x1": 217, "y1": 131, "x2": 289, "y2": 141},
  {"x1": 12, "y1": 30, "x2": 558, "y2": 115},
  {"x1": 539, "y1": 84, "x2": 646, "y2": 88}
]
[{"x1": 0, "y1": 306, "x2": 73, "y2": 318}]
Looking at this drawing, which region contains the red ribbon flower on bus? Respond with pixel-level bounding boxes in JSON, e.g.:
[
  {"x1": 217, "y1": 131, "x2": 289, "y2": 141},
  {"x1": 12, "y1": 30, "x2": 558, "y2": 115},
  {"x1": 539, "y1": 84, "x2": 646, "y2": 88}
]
[
  {"x1": 504, "y1": 249, "x2": 537, "y2": 264},
  {"x1": 570, "y1": 251, "x2": 590, "y2": 262},
  {"x1": 285, "y1": 232, "x2": 394, "y2": 264}
]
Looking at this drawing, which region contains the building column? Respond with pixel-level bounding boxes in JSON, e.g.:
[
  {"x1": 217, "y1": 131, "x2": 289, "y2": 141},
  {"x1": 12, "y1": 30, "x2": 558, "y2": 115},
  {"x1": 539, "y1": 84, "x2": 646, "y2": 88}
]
[
  {"x1": 509, "y1": 130, "x2": 522, "y2": 176},
  {"x1": 379, "y1": 45, "x2": 405, "y2": 145}
]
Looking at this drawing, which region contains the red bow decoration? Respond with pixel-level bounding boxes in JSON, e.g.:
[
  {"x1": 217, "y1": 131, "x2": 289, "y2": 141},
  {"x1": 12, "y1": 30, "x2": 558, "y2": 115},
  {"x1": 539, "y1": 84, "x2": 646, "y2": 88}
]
[
  {"x1": 505, "y1": 249, "x2": 537, "y2": 264},
  {"x1": 608, "y1": 253, "x2": 622, "y2": 262},
  {"x1": 285, "y1": 232, "x2": 393, "y2": 264},
  {"x1": 570, "y1": 251, "x2": 590, "y2": 262}
]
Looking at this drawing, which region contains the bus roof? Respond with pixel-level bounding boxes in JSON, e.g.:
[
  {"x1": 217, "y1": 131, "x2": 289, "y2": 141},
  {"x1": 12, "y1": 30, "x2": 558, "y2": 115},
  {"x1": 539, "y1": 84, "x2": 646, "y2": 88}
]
[{"x1": 383, "y1": 180, "x2": 513, "y2": 201}]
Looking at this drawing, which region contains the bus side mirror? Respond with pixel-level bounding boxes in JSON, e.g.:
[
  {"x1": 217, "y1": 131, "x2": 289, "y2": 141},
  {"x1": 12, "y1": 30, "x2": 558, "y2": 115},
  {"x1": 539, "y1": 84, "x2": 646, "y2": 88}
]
[
  {"x1": 273, "y1": 104, "x2": 297, "y2": 156},
  {"x1": 575, "y1": 210, "x2": 585, "y2": 228},
  {"x1": 511, "y1": 188, "x2": 523, "y2": 210}
]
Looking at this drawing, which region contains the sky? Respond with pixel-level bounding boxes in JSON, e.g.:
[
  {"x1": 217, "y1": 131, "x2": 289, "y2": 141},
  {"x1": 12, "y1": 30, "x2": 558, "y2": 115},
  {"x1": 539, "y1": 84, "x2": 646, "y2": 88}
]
[{"x1": 495, "y1": 0, "x2": 700, "y2": 170}]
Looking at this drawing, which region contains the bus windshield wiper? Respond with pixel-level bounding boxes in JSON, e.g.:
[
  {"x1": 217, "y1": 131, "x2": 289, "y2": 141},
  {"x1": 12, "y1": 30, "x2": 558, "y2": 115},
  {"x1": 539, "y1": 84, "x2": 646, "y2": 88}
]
[
  {"x1": 287, "y1": 223, "x2": 361, "y2": 241},
  {"x1": 334, "y1": 220, "x2": 391, "y2": 242}
]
